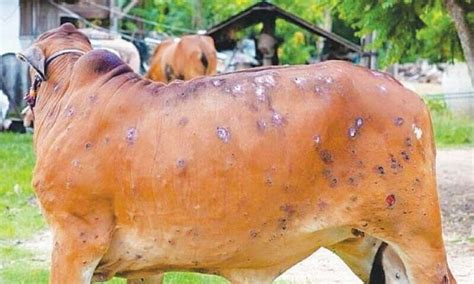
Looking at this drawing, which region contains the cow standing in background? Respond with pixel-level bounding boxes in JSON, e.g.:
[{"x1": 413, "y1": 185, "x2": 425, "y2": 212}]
[
  {"x1": 147, "y1": 35, "x2": 217, "y2": 83},
  {"x1": 0, "y1": 53, "x2": 30, "y2": 115}
]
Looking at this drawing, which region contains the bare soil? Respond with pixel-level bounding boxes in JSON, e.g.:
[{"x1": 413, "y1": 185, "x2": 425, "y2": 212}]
[{"x1": 20, "y1": 149, "x2": 474, "y2": 283}]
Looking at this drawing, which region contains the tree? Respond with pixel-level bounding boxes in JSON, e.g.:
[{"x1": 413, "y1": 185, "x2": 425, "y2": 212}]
[
  {"x1": 325, "y1": 0, "x2": 474, "y2": 85},
  {"x1": 123, "y1": 0, "x2": 329, "y2": 65},
  {"x1": 444, "y1": 0, "x2": 474, "y2": 85}
]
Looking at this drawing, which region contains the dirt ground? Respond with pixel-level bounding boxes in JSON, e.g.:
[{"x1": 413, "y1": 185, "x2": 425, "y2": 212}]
[{"x1": 20, "y1": 148, "x2": 474, "y2": 283}]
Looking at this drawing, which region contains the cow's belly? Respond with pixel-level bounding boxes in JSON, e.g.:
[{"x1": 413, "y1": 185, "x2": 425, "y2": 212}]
[
  {"x1": 96, "y1": 220, "x2": 353, "y2": 276},
  {"x1": 95, "y1": 159, "x2": 356, "y2": 275}
]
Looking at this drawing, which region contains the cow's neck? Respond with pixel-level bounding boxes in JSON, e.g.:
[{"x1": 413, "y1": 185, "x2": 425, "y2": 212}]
[{"x1": 33, "y1": 54, "x2": 81, "y2": 148}]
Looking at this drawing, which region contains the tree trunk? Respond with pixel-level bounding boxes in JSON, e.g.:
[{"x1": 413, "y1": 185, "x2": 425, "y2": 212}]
[{"x1": 444, "y1": 0, "x2": 474, "y2": 86}]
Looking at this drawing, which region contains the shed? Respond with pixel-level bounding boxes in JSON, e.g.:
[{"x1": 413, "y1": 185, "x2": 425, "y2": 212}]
[
  {"x1": 19, "y1": 0, "x2": 110, "y2": 46},
  {"x1": 206, "y1": 1, "x2": 368, "y2": 66}
]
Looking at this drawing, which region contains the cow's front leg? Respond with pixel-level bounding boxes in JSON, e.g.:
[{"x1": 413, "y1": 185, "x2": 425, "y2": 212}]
[
  {"x1": 49, "y1": 211, "x2": 114, "y2": 284},
  {"x1": 365, "y1": 180, "x2": 455, "y2": 283}
]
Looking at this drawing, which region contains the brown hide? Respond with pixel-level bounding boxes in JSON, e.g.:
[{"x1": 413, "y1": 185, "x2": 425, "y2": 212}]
[
  {"x1": 146, "y1": 35, "x2": 217, "y2": 83},
  {"x1": 22, "y1": 24, "x2": 455, "y2": 284}
]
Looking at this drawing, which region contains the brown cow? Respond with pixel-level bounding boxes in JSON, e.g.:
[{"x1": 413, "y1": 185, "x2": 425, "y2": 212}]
[
  {"x1": 19, "y1": 24, "x2": 455, "y2": 284},
  {"x1": 146, "y1": 35, "x2": 217, "y2": 83}
]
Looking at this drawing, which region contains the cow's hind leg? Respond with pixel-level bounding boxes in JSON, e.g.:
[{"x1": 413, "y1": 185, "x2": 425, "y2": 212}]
[
  {"x1": 328, "y1": 234, "x2": 409, "y2": 283},
  {"x1": 327, "y1": 234, "x2": 383, "y2": 282},
  {"x1": 377, "y1": 242, "x2": 409, "y2": 284},
  {"x1": 384, "y1": 235, "x2": 454, "y2": 284},
  {"x1": 364, "y1": 179, "x2": 455, "y2": 283},
  {"x1": 49, "y1": 209, "x2": 114, "y2": 284}
]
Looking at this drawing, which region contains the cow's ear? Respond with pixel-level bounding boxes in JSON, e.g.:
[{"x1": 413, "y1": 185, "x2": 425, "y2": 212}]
[{"x1": 17, "y1": 46, "x2": 46, "y2": 81}]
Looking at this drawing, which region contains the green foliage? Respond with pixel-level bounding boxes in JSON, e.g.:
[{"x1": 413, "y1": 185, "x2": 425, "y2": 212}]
[
  {"x1": 256, "y1": 0, "x2": 326, "y2": 64},
  {"x1": 121, "y1": 0, "x2": 473, "y2": 66},
  {"x1": 123, "y1": 0, "x2": 330, "y2": 65},
  {"x1": 416, "y1": 3, "x2": 464, "y2": 63},
  {"x1": 325, "y1": 0, "x2": 473, "y2": 67},
  {"x1": 152, "y1": 0, "x2": 195, "y2": 33},
  {"x1": 425, "y1": 97, "x2": 449, "y2": 114},
  {"x1": 277, "y1": 29, "x2": 315, "y2": 64},
  {"x1": 202, "y1": 0, "x2": 255, "y2": 27}
]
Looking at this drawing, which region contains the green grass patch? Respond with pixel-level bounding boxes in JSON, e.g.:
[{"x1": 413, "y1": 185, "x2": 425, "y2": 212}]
[
  {"x1": 0, "y1": 244, "x2": 49, "y2": 283},
  {"x1": 0, "y1": 133, "x2": 45, "y2": 240},
  {"x1": 425, "y1": 98, "x2": 473, "y2": 147},
  {"x1": 431, "y1": 112, "x2": 474, "y2": 146},
  {"x1": 163, "y1": 272, "x2": 228, "y2": 284}
]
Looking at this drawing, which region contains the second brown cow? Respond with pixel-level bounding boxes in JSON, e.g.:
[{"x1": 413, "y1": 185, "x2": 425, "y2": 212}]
[{"x1": 146, "y1": 35, "x2": 217, "y2": 83}]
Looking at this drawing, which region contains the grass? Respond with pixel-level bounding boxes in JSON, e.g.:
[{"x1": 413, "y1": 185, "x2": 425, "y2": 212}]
[
  {"x1": 0, "y1": 245, "x2": 49, "y2": 283},
  {"x1": 425, "y1": 98, "x2": 474, "y2": 147},
  {"x1": 432, "y1": 113, "x2": 474, "y2": 146},
  {"x1": 0, "y1": 103, "x2": 472, "y2": 282},
  {"x1": 0, "y1": 133, "x2": 44, "y2": 239}
]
